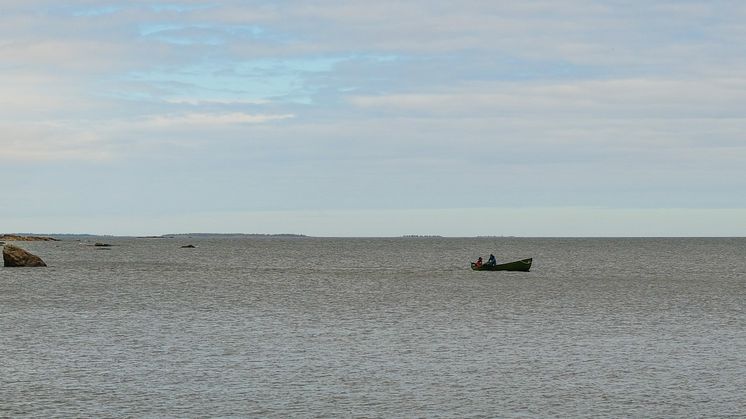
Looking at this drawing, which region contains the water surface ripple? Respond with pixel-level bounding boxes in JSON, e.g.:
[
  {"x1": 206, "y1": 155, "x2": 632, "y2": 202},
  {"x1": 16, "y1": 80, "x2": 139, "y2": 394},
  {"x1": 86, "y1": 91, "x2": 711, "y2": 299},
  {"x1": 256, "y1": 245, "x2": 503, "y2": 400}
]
[{"x1": 1, "y1": 238, "x2": 744, "y2": 417}]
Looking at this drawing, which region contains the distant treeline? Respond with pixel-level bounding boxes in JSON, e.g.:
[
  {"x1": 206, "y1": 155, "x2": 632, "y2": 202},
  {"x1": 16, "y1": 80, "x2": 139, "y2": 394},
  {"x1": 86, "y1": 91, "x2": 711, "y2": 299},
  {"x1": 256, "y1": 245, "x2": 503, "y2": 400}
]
[
  {"x1": 3, "y1": 233, "x2": 307, "y2": 240},
  {"x1": 165, "y1": 233, "x2": 308, "y2": 238}
]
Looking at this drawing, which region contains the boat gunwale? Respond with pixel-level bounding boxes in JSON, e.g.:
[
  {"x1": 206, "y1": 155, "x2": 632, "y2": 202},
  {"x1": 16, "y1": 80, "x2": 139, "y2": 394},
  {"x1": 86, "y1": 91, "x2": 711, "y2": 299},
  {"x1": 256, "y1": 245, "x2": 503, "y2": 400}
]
[{"x1": 470, "y1": 257, "x2": 532, "y2": 272}]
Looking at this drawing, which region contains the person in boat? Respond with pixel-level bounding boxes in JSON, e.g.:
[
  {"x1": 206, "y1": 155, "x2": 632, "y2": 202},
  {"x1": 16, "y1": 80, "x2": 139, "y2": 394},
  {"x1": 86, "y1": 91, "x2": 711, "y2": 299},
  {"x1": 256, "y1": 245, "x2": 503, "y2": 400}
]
[
  {"x1": 475, "y1": 257, "x2": 483, "y2": 268},
  {"x1": 487, "y1": 254, "x2": 496, "y2": 266}
]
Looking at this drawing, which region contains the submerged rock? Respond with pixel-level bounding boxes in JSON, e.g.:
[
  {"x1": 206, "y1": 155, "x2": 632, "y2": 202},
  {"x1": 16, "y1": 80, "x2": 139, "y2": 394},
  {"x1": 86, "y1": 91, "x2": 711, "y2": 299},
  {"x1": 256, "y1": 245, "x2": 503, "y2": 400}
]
[{"x1": 3, "y1": 244, "x2": 47, "y2": 267}]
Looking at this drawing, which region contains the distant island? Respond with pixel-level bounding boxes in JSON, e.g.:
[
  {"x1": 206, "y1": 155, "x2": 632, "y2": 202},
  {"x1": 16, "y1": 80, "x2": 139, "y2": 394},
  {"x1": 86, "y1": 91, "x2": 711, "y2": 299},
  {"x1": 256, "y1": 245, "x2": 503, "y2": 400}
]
[
  {"x1": 160, "y1": 233, "x2": 308, "y2": 238},
  {"x1": 402, "y1": 235, "x2": 443, "y2": 238},
  {"x1": 2, "y1": 233, "x2": 316, "y2": 244},
  {"x1": 1, "y1": 234, "x2": 59, "y2": 241},
  {"x1": 476, "y1": 235, "x2": 516, "y2": 238}
]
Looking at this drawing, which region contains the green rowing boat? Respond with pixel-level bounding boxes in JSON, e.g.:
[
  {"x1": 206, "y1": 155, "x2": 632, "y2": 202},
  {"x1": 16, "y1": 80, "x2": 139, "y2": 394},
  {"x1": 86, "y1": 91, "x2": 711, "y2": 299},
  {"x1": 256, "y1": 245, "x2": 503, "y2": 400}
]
[{"x1": 471, "y1": 258, "x2": 532, "y2": 272}]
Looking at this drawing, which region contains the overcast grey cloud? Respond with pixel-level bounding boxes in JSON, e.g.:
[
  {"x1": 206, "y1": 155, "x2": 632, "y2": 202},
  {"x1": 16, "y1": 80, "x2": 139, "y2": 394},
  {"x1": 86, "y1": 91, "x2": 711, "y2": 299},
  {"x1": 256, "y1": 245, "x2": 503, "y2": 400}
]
[{"x1": 1, "y1": 1, "x2": 745, "y2": 236}]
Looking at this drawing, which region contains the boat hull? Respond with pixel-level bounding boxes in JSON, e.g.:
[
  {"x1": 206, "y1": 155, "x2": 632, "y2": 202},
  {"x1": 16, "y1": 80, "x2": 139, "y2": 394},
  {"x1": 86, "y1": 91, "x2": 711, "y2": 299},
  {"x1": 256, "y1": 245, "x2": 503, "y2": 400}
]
[{"x1": 471, "y1": 258, "x2": 532, "y2": 272}]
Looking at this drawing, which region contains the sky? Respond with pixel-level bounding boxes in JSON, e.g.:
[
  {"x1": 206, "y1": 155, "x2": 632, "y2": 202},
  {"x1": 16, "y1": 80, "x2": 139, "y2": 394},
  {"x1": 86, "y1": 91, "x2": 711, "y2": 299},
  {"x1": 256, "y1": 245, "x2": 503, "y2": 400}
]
[{"x1": 2, "y1": 0, "x2": 745, "y2": 236}]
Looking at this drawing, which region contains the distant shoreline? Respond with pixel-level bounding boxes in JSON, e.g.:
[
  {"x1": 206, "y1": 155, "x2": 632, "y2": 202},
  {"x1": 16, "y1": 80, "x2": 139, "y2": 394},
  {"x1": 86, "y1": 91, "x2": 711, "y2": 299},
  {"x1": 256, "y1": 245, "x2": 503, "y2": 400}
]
[
  {"x1": 163, "y1": 233, "x2": 308, "y2": 238},
  {"x1": 0, "y1": 234, "x2": 59, "y2": 242},
  {"x1": 2, "y1": 233, "x2": 310, "y2": 240}
]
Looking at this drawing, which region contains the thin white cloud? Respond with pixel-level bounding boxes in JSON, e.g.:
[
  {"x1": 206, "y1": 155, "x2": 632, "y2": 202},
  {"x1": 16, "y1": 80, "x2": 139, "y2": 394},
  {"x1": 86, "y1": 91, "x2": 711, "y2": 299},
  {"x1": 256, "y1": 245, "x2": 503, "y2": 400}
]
[
  {"x1": 147, "y1": 112, "x2": 295, "y2": 127},
  {"x1": 0, "y1": 121, "x2": 112, "y2": 162},
  {"x1": 348, "y1": 78, "x2": 746, "y2": 118},
  {"x1": 162, "y1": 97, "x2": 270, "y2": 106},
  {"x1": 0, "y1": 112, "x2": 295, "y2": 162}
]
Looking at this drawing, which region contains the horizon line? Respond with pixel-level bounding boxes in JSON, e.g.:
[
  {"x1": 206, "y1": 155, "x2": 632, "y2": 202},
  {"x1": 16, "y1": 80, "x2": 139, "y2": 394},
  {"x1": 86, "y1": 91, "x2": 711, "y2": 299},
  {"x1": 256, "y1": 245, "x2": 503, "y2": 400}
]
[{"x1": 4, "y1": 233, "x2": 745, "y2": 239}]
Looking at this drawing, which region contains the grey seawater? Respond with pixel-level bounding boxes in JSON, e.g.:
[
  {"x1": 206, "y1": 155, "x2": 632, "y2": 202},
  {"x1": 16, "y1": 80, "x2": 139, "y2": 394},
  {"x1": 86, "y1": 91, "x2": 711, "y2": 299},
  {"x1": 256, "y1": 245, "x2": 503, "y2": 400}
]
[{"x1": 1, "y1": 237, "x2": 745, "y2": 418}]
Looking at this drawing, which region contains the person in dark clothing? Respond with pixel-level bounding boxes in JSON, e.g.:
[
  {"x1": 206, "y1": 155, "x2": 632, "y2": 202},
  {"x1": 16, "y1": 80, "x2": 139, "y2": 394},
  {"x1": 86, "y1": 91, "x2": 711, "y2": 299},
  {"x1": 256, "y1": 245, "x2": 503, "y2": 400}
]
[{"x1": 487, "y1": 254, "x2": 496, "y2": 266}]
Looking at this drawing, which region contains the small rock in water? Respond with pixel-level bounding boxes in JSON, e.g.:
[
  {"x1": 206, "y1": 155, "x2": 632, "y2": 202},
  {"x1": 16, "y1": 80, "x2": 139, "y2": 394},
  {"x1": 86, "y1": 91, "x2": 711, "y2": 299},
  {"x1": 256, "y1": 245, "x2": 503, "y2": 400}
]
[
  {"x1": 181, "y1": 244, "x2": 196, "y2": 248},
  {"x1": 3, "y1": 244, "x2": 47, "y2": 267}
]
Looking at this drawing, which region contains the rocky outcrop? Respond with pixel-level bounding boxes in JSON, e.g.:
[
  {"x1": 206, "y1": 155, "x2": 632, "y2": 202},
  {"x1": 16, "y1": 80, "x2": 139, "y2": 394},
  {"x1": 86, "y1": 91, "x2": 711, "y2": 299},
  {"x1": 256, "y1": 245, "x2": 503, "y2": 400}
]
[
  {"x1": 0, "y1": 234, "x2": 58, "y2": 241},
  {"x1": 3, "y1": 244, "x2": 47, "y2": 267}
]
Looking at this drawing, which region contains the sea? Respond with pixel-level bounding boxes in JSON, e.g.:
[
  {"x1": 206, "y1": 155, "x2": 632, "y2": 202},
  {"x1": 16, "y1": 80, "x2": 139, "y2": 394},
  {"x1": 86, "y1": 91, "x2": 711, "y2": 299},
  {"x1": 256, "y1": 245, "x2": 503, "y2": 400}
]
[{"x1": 1, "y1": 237, "x2": 744, "y2": 418}]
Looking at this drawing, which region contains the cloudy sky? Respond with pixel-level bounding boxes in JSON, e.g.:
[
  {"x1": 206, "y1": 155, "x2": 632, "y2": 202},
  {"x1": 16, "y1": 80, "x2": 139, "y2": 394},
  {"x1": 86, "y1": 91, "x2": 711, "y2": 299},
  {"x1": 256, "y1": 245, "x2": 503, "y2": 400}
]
[{"x1": 2, "y1": 1, "x2": 745, "y2": 236}]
